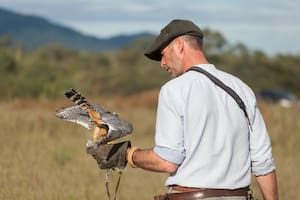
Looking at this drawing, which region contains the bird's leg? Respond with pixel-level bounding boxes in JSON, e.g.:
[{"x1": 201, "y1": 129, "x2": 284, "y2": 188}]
[
  {"x1": 93, "y1": 127, "x2": 100, "y2": 141},
  {"x1": 93, "y1": 125, "x2": 108, "y2": 141}
]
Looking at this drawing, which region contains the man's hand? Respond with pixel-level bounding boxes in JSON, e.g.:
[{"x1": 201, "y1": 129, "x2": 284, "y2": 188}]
[{"x1": 86, "y1": 140, "x2": 131, "y2": 170}]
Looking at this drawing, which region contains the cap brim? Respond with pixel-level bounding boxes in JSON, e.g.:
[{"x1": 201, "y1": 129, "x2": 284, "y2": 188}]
[
  {"x1": 144, "y1": 34, "x2": 174, "y2": 61},
  {"x1": 144, "y1": 51, "x2": 162, "y2": 61}
]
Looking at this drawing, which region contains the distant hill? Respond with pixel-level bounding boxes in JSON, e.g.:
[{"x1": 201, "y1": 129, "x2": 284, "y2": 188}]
[{"x1": 0, "y1": 7, "x2": 153, "y2": 51}]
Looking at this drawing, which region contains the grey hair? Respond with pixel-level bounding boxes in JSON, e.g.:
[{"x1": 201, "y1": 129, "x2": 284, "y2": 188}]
[{"x1": 181, "y1": 35, "x2": 203, "y2": 50}]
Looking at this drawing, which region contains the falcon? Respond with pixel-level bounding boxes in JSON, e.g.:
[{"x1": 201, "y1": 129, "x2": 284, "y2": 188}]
[{"x1": 55, "y1": 88, "x2": 133, "y2": 144}]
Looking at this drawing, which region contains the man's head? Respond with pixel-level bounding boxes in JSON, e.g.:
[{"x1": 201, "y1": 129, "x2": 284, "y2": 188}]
[
  {"x1": 144, "y1": 19, "x2": 203, "y2": 61},
  {"x1": 144, "y1": 19, "x2": 205, "y2": 77}
]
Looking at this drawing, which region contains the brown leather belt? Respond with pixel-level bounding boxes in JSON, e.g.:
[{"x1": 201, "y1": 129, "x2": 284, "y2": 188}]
[
  {"x1": 171, "y1": 185, "x2": 207, "y2": 192},
  {"x1": 167, "y1": 186, "x2": 250, "y2": 200}
]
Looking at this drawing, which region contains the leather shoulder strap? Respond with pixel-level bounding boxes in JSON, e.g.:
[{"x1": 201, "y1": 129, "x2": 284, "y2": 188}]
[{"x1": 187, "y1": 66, "x2": 252, "y2": 131}]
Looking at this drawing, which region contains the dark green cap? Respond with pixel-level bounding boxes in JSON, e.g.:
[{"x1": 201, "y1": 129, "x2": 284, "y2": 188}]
[{"x1": 144, "y1": 19, "x2": 203, "y2": 61}]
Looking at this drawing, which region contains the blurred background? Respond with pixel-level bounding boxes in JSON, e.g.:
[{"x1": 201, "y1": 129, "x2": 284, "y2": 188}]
[{"x1": 0, "y1": 0, "x2": 299, "y2": 199}]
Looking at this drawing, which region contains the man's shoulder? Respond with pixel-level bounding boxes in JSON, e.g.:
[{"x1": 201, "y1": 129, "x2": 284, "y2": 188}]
[{"x1": 163, "y1": 69, "x2": 203, "y2": 87}]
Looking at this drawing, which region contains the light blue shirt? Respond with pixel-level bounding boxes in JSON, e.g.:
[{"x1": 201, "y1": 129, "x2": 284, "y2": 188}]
[{"x1": 153, "y1": 64, "x2": 275, "y2": 189}]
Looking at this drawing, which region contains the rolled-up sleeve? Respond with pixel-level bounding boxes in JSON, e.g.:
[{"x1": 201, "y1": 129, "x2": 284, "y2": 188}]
[
  {"x1": 154, "y1": 146, "x2": 185, "y2": 164},
  {"x1": 250, "y1": 105, "x2": 276, "y2": 176},
  {"x1": 154, "y1": 85, "x2": 186, "y2": 165}
]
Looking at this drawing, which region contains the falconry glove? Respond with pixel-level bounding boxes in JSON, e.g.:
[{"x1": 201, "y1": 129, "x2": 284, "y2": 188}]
[{"x1": 86, "y1": 140, "x2": 131, "y2": 170}]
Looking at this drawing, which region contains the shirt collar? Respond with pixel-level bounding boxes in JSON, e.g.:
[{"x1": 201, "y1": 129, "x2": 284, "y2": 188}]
[{"x1": 194, "y1": 64, "x2": 216, "y2": 71}]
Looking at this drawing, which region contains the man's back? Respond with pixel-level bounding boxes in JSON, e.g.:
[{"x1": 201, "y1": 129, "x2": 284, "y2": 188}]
[{"x1": 154, "y1": 64, "x2": 275, "y2": 189}]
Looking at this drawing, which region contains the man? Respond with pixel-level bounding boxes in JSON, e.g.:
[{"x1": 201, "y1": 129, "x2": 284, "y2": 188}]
[
  {"x1": 126, "y1": 19, "x2": 278, "y2": 200},
  {"x1": 88, "y1": 19, "x2": 278, "y2": 200}
]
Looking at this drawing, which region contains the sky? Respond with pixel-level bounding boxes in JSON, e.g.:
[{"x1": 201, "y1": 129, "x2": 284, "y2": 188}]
[{"x1": 1, "y1": 0, "x2": 300, "y2": 56}]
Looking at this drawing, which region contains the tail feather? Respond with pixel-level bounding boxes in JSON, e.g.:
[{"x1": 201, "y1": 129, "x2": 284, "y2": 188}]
[
  {"x1": 65, "y1": 88, "x2": 91, "y2": 109},
  {"x1": 64, "y1": 88, "x2": 101, "y2": 125}
]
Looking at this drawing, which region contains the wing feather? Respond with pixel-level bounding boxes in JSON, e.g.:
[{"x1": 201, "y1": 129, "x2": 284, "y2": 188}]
[{"x1": 56, "y1": 105, "x2": 93, "y2": 129}]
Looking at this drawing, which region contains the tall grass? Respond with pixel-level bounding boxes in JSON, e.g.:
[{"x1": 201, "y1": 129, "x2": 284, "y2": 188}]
[{"x1": 0, "y1": 95, "x2": 299, "y2": 199}]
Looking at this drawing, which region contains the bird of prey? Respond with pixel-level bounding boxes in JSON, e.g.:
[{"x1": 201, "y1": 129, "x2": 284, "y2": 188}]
[{"x1": 56, "y1": 88, "x2": 133, "y2": 144}]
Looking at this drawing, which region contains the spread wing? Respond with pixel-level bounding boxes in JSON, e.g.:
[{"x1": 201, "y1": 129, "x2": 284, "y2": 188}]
[
  {"x1": 56, "y1": 104, "x2": 108, "y2": 129},
  {"x1": 56, "y1": 105, "x2": 93, "y2": 129},
  {"x1": 56, "y1": 88, "x2": 133, "y2": 143},
  {"x1": 101, "y1": 112, "x2": 133, "y2": 135}
]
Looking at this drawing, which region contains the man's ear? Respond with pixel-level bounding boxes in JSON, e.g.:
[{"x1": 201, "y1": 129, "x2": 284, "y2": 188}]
[{"x1": 173, "y1": 37, "x2": 184, "y2": 55}]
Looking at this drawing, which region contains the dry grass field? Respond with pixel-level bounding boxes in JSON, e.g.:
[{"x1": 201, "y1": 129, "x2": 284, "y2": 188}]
[{"x1": 0, "y1": 91, "x2": 299, "y2": 200}]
